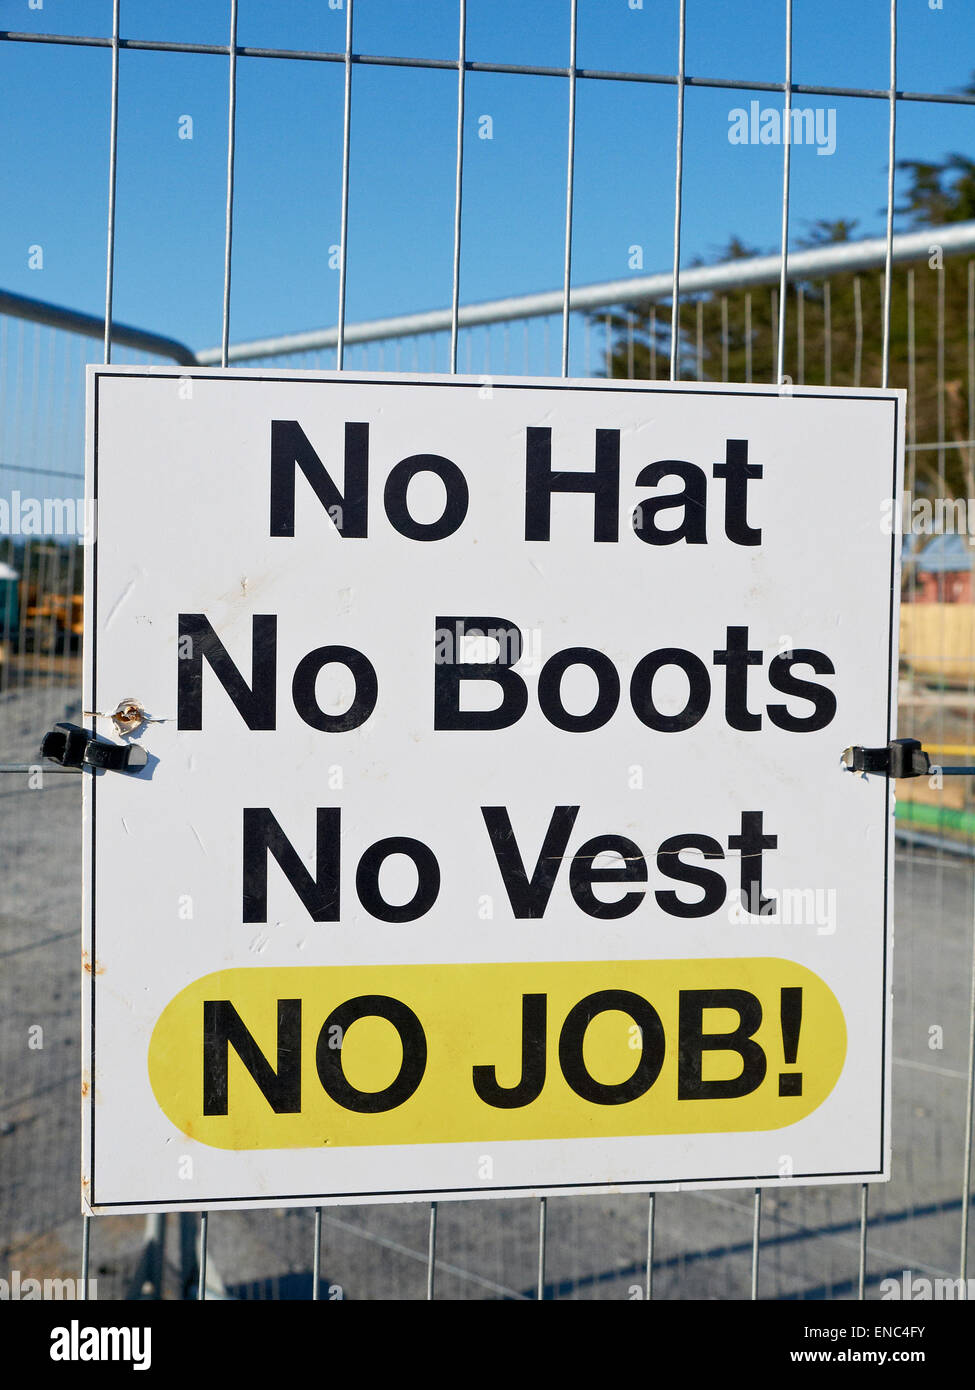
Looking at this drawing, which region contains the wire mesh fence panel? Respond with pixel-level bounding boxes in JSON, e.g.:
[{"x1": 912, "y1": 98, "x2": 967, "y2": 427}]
[{"x1": 0, "y1": 0, "x2": 974, "y2": 1304}]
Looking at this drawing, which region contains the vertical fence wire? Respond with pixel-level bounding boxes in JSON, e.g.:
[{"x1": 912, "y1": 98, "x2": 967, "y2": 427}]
[
  {"x1": 969, "y1": 261, "x2": 975, "y2": 471},
  {"x1": 336, "y1": 0, "x2": 355, "y2": 371},
  {"x1": 859, "y1": 0, "x2": 899, "y2": 1296},
  {"x1": 656, "y1": 0, "x2": 688, "y2": 1278},
  {"x1": 413, "y1": 8, "x2": 471, "y2": 1294},
  {"x1": 0, "y1": 318, "x2": 6, "y2": 469},
  {"x1": 16, "y1": 534, "x2": 31, "y2": 703},
  {"x1": 220, "y1": 0, "x2": 239, "y2": 370},
  {"x1": 907, "y1": 269, "x2": 916, "y2": 455},
  {"x1": 102, "y1": 0, "x2": 120, "y2": 367},
  {"x1": 541, "y1": 0, "x2": 581, "y2": 1293},
  {"x1": 81, "y1": 1207, "x2": 91, "y2": 1301},
  {"x1": 449, "y1": 0, "x2": 467, "y2": 374},
  {"x1": 313, "y1": 1208, "x2": 322, "y2": 1300},
  {"x1": 645, "y1": 1193, "x2": 655, "y2": 1300},
  {"x1": 198, "y1": 1211, "x2": 209, "y2": 1301},
  {"x1": 191, "y1": 0, "x2": 241, "y2": 1278},
  {"x1": 857, "y1": 1185, "x2": 868, "y2": 1300},
  {"x1": 559, "y1": 0, "x2": 578, "y2": 378},
  {"x1": 720, "y1": 295, "x2": 728, "y2": 382},
  {"x1": 669, "y1": 0, "x2": 686, "y2": 381},
  {"x1": 426, "y1": 1201, "x2": 438, "y2": 1301},
  {"x1": 937, "y1": 263, "x2": 946, "y2": 520},
  {"x1": 83, "y1": 0, "x2": 122, "y2": 1299},
  {"x1": 751, "y1": 1188, "x2": 761, "y2": 1300},
  {"x1": 30, "y1": 545, "x2": 45, "y2": 691},
  {"x1": 961, "y1": 260, "x2": 975, "y2": 1285},
  {"x1": 962, "y1": 867, "x2": 975, "y2": 1281},
  {"x1": 774, "y1": 0, "x2": 793, "y2": 385},
  {"x1": 537, "y1": 1195, "x2": 547, "y2": 1301},
  {"x1": 881, "y1": 0, "x2": 897, "y2": 390}
]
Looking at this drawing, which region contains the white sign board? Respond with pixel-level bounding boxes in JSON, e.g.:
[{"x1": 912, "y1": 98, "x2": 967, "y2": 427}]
[{"x1": 83, "y1": 368, "x2": 903, "y2": 1214}]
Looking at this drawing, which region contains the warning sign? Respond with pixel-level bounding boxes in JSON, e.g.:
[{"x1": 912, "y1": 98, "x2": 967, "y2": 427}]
[{"x1": 83, "y1": 369, "x2": 903, "y2": 1213}]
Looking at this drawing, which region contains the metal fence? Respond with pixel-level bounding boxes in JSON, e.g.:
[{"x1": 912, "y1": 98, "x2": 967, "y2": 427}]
[{"x1": 2, "y1": 0, "x2": 975, "y2": 1301}]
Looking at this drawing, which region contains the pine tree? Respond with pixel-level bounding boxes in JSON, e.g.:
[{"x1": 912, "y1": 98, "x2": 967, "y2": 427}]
[{"x1": 603, "y1": 153, "x2": 975, "y2": 505}]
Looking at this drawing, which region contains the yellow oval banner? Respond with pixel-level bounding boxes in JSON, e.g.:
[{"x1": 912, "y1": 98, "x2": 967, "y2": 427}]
[{"x1": 147, "y1": 958, "x2": 846, "y2": 1150}]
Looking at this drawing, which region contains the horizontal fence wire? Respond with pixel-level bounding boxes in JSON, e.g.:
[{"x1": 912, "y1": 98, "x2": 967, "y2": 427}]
[{"x1": 0, "y1": 28, "x2": 973, "y2": 107}]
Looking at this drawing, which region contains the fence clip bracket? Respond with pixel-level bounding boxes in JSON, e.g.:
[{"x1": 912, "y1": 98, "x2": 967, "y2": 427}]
[
  {"x1": 841, "y1": 738, "x2": 929, "y2": 779},
  {"x1": 40, "y1": 722, "x2": 148, "y2": 774}
]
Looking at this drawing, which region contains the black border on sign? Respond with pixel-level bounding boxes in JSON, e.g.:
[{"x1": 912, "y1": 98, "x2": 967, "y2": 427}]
[{"x1": 88, "y1": 370, "x2": 900, "y2": 1210}]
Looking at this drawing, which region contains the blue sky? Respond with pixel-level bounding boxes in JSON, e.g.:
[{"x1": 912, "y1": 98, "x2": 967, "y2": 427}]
[{"x1": 0, "y1": 0, "x2": 973, "y2": 359}]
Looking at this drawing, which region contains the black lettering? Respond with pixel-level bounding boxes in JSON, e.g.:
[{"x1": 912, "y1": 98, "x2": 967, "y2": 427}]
[
  {"x1": 537, "y1": 647, "x2": 620, "y2": 732},
  {"x1": 569, "y1": 835, "x2": 647, "y2": 918},
  {"x1": 767, "y1": 650, "x2": 836, "y2": 732},
  {"x1": 270, "y1": 419, "x2": 368, "y2": 537},
  {"x1": 292, "y1": 645, "x2": 378, "y2": 732},
  {"x1": 559, "y1": 990, "x2": 665, "y2": 1104},
  {"x1": 472, "y1": 994, "x2": 547, "y2": 1108},
  {"x1": 203, "y1": 998, "x2": 301, "y2": 1115},
  {"x1": 383, "y1": 453, "x2": 469, "y2": 540},
  {"x1": 434, "y1": 616, "x2": 528, "y2": 731},
  {"x1": 727, "y1": 810, "x2": 777, "y2": 916},
  {"x1": 713, "y1": 625, "x2": 762, "y2": 732},
  {"x1": 632, "y1": 460, "x2": 708, "y2": 545},
  {"x1": 177, "y1": 613, "x2": 276, "y2": 731},
  {"x1": 355, "y1": 836, "x2": 441, "y2": 923},
  {"x1": 316, "y1": 995, "x2": 426, "y2": 1112},
  {"x1": 525, "y1": 426, "x2": 619, "y2": 542},
  {"x1": 481, "y1": 805, "x2": 579, "y2": 918},
  {"x1": 654, "y1": 834, "x2": 726, "y2": 918},
  {"x1": 242, "y1": 807, "x2": 340, "y2": 922},
  {"x1": 630, "y1": 648, "x2": 711, "y2": 732},
  {"x1": 677, "y1": 988, "x2": 767, "y2": 1099},
  {"x1": 713, "y1": 438, "x2": 761, "y2": 545}
]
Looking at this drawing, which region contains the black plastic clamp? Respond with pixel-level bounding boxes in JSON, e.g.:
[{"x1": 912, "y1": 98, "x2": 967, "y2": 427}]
[
  {"x1": 40, "y1": 722, "x2": 148, "y2": 773},
  {"x1": 840, "y1": 738, "x2": 930, "y2": 779}
]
